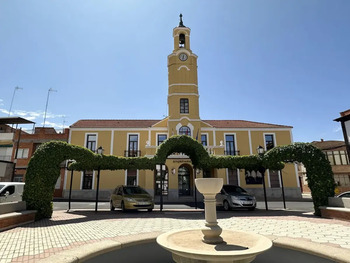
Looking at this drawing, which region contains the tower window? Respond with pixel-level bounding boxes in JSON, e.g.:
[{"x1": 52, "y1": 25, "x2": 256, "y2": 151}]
[
  {"x1": 180, "y1": 98, "x2": 189, "y2": 114},
  {"x1": 179, "y1": 33, "x2": 185, "y2": 48},
  {"x1": 179, "y1": 126, "x2": 191, "y2": 136}
]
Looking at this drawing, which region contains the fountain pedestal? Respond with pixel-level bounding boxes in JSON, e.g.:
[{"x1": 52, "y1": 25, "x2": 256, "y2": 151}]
[{"x1": 157, "y1": 178, "x2": 272, "y2": 263}]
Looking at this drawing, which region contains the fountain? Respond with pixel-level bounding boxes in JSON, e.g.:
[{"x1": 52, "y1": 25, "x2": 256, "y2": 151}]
[{"x1": 157, "y1": 178, "x2": 272, "y2": 263}]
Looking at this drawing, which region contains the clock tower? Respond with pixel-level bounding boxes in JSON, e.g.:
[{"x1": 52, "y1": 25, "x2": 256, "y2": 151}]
[{"x1": 167, "y1": 14, "x2": 201, "y2": 138}]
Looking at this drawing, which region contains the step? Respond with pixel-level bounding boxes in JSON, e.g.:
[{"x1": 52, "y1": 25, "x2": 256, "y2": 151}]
[
  {"x1": 319, "y1": 206, "x2": 350, "y2": 221},
  {"x1": 0, "y1": 210, "x2": 37, "y2": 231}
]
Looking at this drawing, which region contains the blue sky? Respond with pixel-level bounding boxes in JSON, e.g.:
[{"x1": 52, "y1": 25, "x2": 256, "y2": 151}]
[{"x1": 0, "y1": 0, "x2": 349, "y2": 143}]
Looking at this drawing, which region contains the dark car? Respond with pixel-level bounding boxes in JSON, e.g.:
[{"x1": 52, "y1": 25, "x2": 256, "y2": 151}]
[
  {"x1": 216, "y1": 185, "x2": 256, "y2": 211},
  {"x1": 110, "y1": 185, "x2": 154, "y2": 212}
]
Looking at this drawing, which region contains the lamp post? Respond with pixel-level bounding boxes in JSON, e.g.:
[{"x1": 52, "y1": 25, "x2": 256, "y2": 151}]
[
  {"x1": 156, "y1": 164, "x2": 166, "y2": 211},
  {"x1": 257, "y1": 145, "x2": 268, "y2": 211},
  {"x1": 95, "y1": 146, "x2": 104, "y2": 212},
  {"x1": 67, "y1": 160, "x2": 75, "y2": 212},
  {"x1": 8, "y1": 86, "x2": 23, "y2": 117},
  {"x1": 43, "y1": 88, "x2": 57, "y2": 127}
]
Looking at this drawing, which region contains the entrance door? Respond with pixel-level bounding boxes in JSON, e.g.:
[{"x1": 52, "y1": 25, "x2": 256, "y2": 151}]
[{"x1": 178, "y1": 166, "x2": 191, "y2": 196}]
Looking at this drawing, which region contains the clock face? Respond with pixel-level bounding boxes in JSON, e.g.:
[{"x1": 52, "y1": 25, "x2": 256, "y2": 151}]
[{"x1": 179, "y1": 53, "x2": 188, "y2": 61}]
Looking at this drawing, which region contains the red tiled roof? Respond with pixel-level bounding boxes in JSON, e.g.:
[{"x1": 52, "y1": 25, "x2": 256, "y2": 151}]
[
  {"x1": 203, "y1": 120, "x2": 292, "y2": 129},
  {"x1": 311, "y1": 140, "x2": 346, "y2": 151},
  {"x1": 70, "y1": 119, "x2": 160, "y2": 128},
  {"x1": 71, "y1": 119, "x2": 292, "y2": 129}
]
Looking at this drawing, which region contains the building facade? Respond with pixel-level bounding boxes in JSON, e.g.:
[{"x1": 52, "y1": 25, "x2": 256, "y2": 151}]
[
  {"x1": 12, "y1": 127, "x2": 69, "y2": 196},
  {"x1": 67, "y1": 17, "x2": 300, "y2": 201},
  {"x1": 311, "y1": 140, "x2": 350, "y2": 194}
]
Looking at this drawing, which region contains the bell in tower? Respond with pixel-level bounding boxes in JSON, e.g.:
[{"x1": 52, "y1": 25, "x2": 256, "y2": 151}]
[{"x1": 179, "y1": 33, "x2": 185, "y2": 48}]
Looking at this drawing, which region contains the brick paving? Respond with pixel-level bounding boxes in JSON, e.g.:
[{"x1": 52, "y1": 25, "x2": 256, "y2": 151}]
[{"x1": 0, "y1": 209, "x2": 350, "y2": 263}]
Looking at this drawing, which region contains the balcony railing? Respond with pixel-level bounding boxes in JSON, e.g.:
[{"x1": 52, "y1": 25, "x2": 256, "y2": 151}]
[
  {"x1": 224, "y1": 150, "x2": 240, "y2": 156},
  {"x1": 0, "y1": 155, "x2": 12, "y2": 161},
  {"x1": 124, "y1": 150, "x2": 141, "y2": 157}
]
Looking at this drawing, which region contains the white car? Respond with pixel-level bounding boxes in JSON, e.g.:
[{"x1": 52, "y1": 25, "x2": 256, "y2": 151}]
[
  {"x1": 216, "y1": 185, "x2": 256, "y2": 211},
  {"x1": 336, "y1": 191, "x2": 350, "y2": 198},
  {"x1": 0, "y1": 182, "x2": 24, "y2": 203}
]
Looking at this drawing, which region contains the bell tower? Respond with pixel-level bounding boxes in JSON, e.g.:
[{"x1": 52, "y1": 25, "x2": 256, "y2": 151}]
[{"x1": 167, "y1": 14, "x2": 200, "y2": 138}]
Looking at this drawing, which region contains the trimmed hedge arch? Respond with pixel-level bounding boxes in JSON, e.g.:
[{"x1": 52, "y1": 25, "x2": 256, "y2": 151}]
[
  {"x1": 154, "y1": 135, "x2": 210, "y2": 167},
  {"x1": 263, "y1": 143, "x2": 335, "y2": 215},
  {"x1": 23, "y1": 137, "x2": 334, "y2": 219}
]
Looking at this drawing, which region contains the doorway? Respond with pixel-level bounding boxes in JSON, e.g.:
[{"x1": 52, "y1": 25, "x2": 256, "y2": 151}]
[{"x1": 178, "y1": 165, "x2": 191, "y2": 196}]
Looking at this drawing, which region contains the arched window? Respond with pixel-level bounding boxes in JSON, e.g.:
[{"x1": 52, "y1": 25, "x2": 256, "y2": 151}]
[
  {"x1": 179, "y1": 126, "x2": 191, "y2": 136},
  {"x1": 179, "y1": 33, "x2": 185, "y2": 48}
]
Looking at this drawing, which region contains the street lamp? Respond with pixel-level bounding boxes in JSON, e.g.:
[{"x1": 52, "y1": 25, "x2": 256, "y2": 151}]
[
  {"x1": 257, "y1": 145, "x2": 268, "y2": 211},
  {"x1": 8, "y1": 86, "x2": 23, "y2": 117},
  {"x1": 95, "y1": 146, "x2": 104, "y2": 212},
  {"x1": 43, "y1": 88, "x2": 57, "y2": 127},
  {"x1": 67, "y1": 160, "x2": 76, "y2": 212},
  {"x1": 156, "y1": 164, "x2": 166, "y2": 211}
]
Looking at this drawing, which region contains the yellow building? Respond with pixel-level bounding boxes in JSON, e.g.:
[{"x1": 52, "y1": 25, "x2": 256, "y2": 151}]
[{"x1": 66, "y1": 16, "x2": 300, "y2": 201}]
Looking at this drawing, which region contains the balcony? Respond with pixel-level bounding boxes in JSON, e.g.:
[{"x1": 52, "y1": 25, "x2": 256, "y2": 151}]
[
  {"x1": 224, "y1": 150, "x2": 240, "y2": 156},
  {"x1": 0, "y1": 133, "x2": 14, "y2": 141},
  {"x1": 0, "y1": 155, "x2": 12, "y2": 162},
  {"x1": 124, "y1": 150, "x2": 141, "y2": 157}
]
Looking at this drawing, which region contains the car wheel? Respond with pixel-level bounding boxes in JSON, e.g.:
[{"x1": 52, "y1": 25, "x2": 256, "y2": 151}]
[
  {"x1": 148, "y1": 208, "x2": 153, "y2": 212},
  {"x1": 248, "y1": 207, "x2": 255, "y2": 211},
  {"x1": 110, "y1": 201, "x2": 115, "y2": 211},
  {"x1": 223, "y1": 200, "x2": 230, "y2": 211},
  {"x1": 121, "y1": 201, "x2": 127, "y2": 212}
]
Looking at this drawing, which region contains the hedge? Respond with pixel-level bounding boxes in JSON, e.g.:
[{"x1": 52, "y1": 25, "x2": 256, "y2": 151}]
[{"x1": 23, "y1": 137, "x2": 334, "y2": 218}]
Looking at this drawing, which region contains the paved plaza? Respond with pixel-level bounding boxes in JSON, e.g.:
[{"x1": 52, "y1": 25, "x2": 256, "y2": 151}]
[{"x1": 1, "y1": 208, "x2": 350, "y2": 263}]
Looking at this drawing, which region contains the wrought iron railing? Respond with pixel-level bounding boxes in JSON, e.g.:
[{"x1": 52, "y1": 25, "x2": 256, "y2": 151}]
[
  {"x1": 224, "y1": 150, "x2": 240, "y2": 156},
  {"x1": 124, "y1": 150, "x2": 141, "y2": 157}
]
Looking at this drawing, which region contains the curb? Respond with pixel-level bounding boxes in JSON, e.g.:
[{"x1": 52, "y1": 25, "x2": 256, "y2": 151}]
[{"x1": 37, "y1": 232, "x2": 350, "y2": 263}]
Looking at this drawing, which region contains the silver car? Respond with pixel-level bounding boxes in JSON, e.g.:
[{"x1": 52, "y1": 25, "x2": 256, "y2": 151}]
[{"x1": 216, "y1": 185, "x2": 256, "y2": 211}]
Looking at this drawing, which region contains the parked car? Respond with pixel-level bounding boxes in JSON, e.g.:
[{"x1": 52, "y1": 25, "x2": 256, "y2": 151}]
[
  {"x1": 336, "y1": 191, "x2": 350, "y2": 198},
  {"x1": 110, "y1": 185, "x2": 154, "y2": 212},
  {"x1": 216, "y1": 185, "x2": 256, "y2": 211},
  {"x1": 0, "y1": 182, "x2": 25, "y2": 203}
]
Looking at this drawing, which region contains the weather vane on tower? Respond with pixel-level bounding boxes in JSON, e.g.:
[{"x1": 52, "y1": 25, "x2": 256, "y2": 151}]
[{"x1": 179, "y1": 13, "x2": 185, "y2": 27}]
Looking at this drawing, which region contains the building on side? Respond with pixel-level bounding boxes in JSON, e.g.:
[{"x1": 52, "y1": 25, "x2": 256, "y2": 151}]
[
  {"x1": 0, "y1": 117, "x2": 35, "y2": 182},
  {"x1": 311, "y1": 140, "x2": 350, "y2": 194},
  {"x1": 11, "y1": 127, "x2": 69, "y2": 196},
  {"x1": 67, "y1": 16, "x2": 300, "y2": 201}
]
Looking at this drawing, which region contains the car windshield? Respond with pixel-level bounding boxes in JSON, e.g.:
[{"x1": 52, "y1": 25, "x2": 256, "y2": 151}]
[
  {"x1": 339, "y1": 192, "x2": 350, "y2": 198},
  {"x1": 223, "y1": 185, "x2": 247, "y2": 195},
  {"x1": 123, "y1": 186, "x2": 148, "y2": 195}
]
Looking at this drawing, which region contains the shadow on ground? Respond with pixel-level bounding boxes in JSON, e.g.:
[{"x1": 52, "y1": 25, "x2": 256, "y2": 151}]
[{"x1": 16, "y1": 206, "x2": 323, "y2": 230}]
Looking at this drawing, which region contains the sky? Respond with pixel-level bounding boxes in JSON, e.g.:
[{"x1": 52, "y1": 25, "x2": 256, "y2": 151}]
[{"x1": 0, "y1": 0, "x2": 349, "y2": 143}]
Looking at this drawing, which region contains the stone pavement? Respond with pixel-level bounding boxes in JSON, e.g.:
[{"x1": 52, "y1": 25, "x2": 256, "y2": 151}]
[{"x1": 0, "y1": 208, "x2": 350, "y2": 263}]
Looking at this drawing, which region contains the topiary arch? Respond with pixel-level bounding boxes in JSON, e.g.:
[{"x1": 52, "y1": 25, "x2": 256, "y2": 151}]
[
  {"x1": 23, "y1": 137, "x2": 334, "y2": 219},
  {"x1": 263, "y1": 143, "x2": 335, "y2": 215}
]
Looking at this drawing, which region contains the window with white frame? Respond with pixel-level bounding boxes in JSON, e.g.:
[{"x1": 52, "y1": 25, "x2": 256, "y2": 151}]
[
  {"x1": 127, "y1": 169, "x2": 137, "y2": 186},
  {"x1": 265, "y1": 134, "x2": 275, "y2": 151},
  {"x1": 225, "y1": 135, "x2": 237, "y2": 155},
  {"x1": 179, "y1": 126, "x2": 191, "y2": 136},
  {"x1": 201, "y1": 134, "x2": 207, "y2": 146},
  {"x1": 17, "y1": 148, "x2": 29, "y2": 159},
  {"x1": 82, "y1": 171, "x2": 93, "y2": 189},
  {"x1": 86, "y1": 134, "x2": 97, "y2": 152},
  {"x1": 157, "y1": 134, "x2": 167, "y2": 146},
  {"x1": 180, "y1": 98, "x2": 189, "y2": 114},
  {"x1": 128, "y1": 135, "x2": 139, "y2": 157}
]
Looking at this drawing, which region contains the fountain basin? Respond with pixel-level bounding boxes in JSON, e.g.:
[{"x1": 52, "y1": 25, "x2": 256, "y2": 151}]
[
  {"x1": 157, "y1": 229, "x2": 272, "y2": 263},
  {"x1": 195, "y1": 178, "x2": 223, "y2": 195}
]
